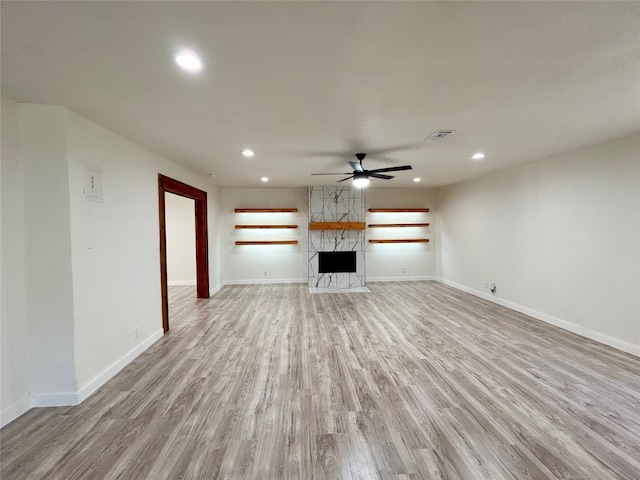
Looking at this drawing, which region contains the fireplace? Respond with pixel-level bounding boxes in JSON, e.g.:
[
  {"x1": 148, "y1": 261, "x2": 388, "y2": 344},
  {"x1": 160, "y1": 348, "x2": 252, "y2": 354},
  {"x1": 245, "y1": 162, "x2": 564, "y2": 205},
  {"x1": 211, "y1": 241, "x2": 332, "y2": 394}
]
[
  {"x1": 308, "y1": 186, "x2": 366, "y2": 291},
  {"x1": 318, "y1": 251, "x2": 356, "y2": 274}
]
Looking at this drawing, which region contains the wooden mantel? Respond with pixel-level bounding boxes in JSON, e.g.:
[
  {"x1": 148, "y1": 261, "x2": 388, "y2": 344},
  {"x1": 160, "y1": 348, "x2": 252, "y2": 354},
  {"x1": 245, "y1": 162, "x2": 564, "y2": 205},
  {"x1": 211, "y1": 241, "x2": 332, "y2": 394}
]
[{"x1": 309, "y1": 222, "x2": 366, "y2": 230}]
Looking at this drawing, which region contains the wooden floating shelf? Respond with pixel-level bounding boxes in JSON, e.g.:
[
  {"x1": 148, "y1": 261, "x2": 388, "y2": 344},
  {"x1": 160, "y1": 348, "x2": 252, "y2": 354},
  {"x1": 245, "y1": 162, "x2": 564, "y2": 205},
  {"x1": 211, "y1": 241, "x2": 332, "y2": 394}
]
[
  {"x1": 368, "y1": 239, "x2": 429, "y2": 244},
  {"x1": 234, "y1": 208, "x2": 298, "y2": 213},
  {"x1": 368, "y1": 208, "x2": 429, "y2": 213},
  {"x1": 368, "y1": 223, "x2": 430, "y2": 228},
  {"x1": 309, "y1": 222, "x2": 366, "y2": 230},
  {"x1": 235, "y1": 240, "x2": 298, "y2": 245},
  {"x1": 235, "y1": 225, "x2": 297, "y2": 229}
]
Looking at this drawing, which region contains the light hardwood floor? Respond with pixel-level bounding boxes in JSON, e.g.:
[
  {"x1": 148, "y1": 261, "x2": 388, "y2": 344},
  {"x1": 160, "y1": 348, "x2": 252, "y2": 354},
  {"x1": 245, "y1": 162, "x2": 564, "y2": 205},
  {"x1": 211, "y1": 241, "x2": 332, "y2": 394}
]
[{"x1": 2, "y1": 282, "x2": 639, "y2": 479}]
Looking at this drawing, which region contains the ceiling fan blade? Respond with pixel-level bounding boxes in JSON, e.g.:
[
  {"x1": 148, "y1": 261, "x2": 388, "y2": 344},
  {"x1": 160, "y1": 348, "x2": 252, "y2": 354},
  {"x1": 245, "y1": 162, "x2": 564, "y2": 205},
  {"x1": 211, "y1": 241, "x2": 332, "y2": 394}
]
[
  {"x1": 367, "y1": 165, "x2": 412, "y2": 174},
  {"x1": 369, "y1": 173, "x2": 394, "y2": 180},
  {"x1": 349, "y1": 161, "x2": 364, "y2": 172},
  {"x1": 337, "y1": 176, "x2": 354, "y2": 182},
  {"x1": 311, "y1": 172, "x2": 351, "y2": 176}
]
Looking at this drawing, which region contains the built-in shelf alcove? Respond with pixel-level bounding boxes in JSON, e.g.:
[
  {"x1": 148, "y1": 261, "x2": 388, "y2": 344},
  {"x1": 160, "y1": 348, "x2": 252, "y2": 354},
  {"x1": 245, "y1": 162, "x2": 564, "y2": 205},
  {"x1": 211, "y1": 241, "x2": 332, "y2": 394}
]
[
  {"x1": 234, "y1": 208, "x2": 299, "y2": 245},
  {"x1": 367, "y1": 208, "x2": 431, "y2": 245}
]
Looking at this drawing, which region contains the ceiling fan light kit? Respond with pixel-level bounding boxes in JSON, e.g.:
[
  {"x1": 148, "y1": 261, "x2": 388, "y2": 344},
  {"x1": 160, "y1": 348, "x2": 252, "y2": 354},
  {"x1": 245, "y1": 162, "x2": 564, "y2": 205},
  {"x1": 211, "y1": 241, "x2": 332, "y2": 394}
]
[{"x1": 352, "y1": 171, "x2": 370, "y2": 188}]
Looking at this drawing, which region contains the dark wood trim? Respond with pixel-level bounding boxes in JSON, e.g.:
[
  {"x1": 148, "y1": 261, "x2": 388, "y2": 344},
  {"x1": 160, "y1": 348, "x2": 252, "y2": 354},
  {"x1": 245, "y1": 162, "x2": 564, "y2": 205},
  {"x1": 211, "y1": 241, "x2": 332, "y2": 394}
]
[
  {"x1": 158, "y1": 174, "x2": 209, "y2": 333},
  {"x1": 368, "y1": 208, "x2": 429, "y2": 213},
  {"x1": 158, "y1": 179, "x2": 168, "y2": 333},
  {"x1": 235, "y1": 225, "x2": 298, "y2": 229},
  {"x1": 235, "y1": 240, "x2": 298, "y2": 245},
  {"x1": 235, "y1": 208, "x2": 298, "y2": 213},
  {"x1": 368, "y1": 239, "x2": 429, "y2": 244},
  {"x1": 308, "y1": 222, "x2": 366, "y2": 230},
  {"x1": 368, "y1": 223, "x2": 430, "y2": 228}
]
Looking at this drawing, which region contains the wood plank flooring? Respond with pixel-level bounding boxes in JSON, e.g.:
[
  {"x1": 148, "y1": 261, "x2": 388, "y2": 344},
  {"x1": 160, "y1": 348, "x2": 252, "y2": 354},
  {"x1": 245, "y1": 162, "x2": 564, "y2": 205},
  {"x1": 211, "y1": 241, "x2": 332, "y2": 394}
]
[{"x1": 1, "y1": 282, "x2": 639, "y2": 479}]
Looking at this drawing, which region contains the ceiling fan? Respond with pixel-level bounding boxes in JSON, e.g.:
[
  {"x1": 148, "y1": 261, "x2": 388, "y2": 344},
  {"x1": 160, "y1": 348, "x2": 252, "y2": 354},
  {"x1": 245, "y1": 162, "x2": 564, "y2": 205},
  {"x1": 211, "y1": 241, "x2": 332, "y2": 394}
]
[{"x1": 311, "y1": 153, "x2": 412, "y2": 188}]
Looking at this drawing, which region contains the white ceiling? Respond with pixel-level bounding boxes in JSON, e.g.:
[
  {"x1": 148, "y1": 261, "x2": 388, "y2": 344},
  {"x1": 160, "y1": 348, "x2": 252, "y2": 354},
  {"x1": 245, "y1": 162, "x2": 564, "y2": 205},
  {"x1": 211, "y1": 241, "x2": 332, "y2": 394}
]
[{"x1": 2, "y1": 1, "x2": 639, "y2": 188}]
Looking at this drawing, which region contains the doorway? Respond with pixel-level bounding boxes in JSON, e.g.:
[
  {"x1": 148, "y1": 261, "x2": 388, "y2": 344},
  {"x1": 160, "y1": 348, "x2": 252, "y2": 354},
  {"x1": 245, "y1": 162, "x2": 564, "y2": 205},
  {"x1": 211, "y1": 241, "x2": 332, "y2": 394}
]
[
  {"x1": 165, "y1": 193, "x2": 196, "y2": 311},
  {"x1": 158, "y1": 174, "x2": 209, "y2": 333}
]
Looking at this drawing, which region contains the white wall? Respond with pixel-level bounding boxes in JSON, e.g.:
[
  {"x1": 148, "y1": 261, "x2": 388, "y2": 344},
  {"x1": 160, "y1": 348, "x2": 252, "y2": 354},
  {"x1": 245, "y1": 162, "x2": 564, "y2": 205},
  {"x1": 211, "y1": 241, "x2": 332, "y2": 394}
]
[
  {"x1": 366, "y1": 188, "x2": 436, "y2": 281},
  {"x1": 436, "y1": 134, "x2": 640, "y2": 355},
  {"x1": 165, "y1": 193, "x2": 196, "y2": 284},
  {"x1": 1, "y1": 101, "x2": 222, "y2": 426},
  {"x1": 64, "y1": 108, "x2": 222, "y2": 399},
  {"x1": 20, "y1": 105, "x2": 78, "y2": 405},
  {"x1": 0, "y1": 96, "x2": 30, "y2": 425},
  {"x1": 222, "y1": 188, "x2": 307, "y2": 284}
]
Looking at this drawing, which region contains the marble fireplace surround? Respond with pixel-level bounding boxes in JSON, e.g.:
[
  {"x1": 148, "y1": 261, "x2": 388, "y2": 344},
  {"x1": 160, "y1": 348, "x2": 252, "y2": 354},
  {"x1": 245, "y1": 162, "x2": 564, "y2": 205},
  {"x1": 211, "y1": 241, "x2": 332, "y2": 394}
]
[{"x1": 308, "y1": 186, "x2": 367, "y2": 292}]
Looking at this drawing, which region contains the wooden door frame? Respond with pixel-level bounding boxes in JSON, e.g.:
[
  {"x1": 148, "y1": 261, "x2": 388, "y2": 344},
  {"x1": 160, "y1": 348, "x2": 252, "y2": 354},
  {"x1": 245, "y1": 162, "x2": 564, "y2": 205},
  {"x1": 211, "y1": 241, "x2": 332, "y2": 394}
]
[{"x1": 158, "y1": 174, "x2": 209, "y2": 333}]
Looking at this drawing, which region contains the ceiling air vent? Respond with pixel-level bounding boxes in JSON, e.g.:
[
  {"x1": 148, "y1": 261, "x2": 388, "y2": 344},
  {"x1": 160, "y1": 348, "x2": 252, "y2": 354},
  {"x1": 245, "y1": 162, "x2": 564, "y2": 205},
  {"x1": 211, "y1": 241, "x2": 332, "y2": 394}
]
[{"x1": 425, "y1": 129, "x2": 456, "y2": 141}]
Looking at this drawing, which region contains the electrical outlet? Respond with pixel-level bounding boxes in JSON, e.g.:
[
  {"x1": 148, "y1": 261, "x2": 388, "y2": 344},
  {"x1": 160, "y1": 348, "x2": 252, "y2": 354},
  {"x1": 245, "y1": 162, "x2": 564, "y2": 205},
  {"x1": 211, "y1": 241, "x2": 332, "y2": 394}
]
[
  {"x1": 264, "y1": 271, "x2": 267, "y2": 277},
  {"x1": 133, "y1": 327, "x2": 138, "y2": 339},
  {"x1": 401, "y1": 267, "x2": 406, "y2": 274}
]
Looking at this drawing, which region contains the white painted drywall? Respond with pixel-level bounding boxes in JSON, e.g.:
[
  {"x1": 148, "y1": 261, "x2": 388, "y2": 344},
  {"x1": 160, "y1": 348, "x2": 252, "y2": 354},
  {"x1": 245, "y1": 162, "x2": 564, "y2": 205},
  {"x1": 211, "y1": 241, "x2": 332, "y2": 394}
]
[
  {"x1": 64, "y1": 108, "x2": 222, "y2": 398},
  {"x1": 436, "y1": 134, "x2": 640, "y2": 355},
  {"x1": 222, "y1": 188, "x2": 307, "y2": 284},
  {"x1": 1, "y1": 101, "x2": 222, "y2": 425},
  {"x1": 366, "y1": 188, "x2": 436, "y2": 281},
  {"x1": 165, "y1": 193, "x2": 196, "y2": 284},
  {"x1": 19, "y1": 104, "x2": 78, "y2": 404},
  {"x1": 0, "y1": 96, "x2": 30, "y2": 425}
]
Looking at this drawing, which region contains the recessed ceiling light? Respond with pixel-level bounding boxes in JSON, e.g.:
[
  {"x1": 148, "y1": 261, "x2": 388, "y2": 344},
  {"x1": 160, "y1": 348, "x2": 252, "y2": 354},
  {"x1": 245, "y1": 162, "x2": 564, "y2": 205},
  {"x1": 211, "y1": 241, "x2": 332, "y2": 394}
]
[
  {"x1": 471, "y1": 152, "x2": 486, "y2": 160},
  {"x1": 173, "y1": 49, "x2": 203, "y2": 73},
  {"x1": 261, "y1": 177, "x2": 269, "y2": 182},
  {"x1": 413, "y1": 177, "x2": 421, "y2": 182},
  {"x1": 208, "y1": 173, "x2": 217, "y2": 178},
  {"x1": 242, "y1": 149, "x2": 255, "y2": 158}
]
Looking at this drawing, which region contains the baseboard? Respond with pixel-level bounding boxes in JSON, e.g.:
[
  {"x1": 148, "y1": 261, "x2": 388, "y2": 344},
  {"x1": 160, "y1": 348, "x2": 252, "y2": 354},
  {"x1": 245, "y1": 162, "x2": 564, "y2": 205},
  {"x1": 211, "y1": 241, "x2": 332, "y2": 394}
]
[
  {"x1": 224, "y1": 277, "x2": 437, "y2": 286},
  {"x1": 368, "y1": 276, "x2": 436, "y2": 282},
  {"x1": 30, "y1": 392, "x2": 79, "y2": 408},
  {"x1": 0, "y1": 395, "x2": 31, "y2": 428},
  {"x1": 224, "y1": 277, "x2": 436, "y2": 286},
  {"x1": 435, "y1": 277, "x2": 640, "y2": 357},
  {"x1": 209, "y1": 283, "x2": 222, "y2": 296},
  {"x1": 224, "y1": 278, "x2": 307, "y2": 285},
  {"x1": 309, "y1": 287, "x2": 370, "y2": 294},
  {"x1": 168, "y1": 282, "x2": 221, "y2": 296},
  {"x1": 4, "y1": 329, "x2": 167, "y2": 421},
  {"x1": 76, "y1": 328, "x2": 164, "y2": 403}
]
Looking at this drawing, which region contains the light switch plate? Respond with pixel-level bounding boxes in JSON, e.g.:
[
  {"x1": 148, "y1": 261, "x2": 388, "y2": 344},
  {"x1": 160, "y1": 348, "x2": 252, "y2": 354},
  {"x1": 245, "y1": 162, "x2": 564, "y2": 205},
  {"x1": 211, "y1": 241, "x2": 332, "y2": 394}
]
[{"x1": 84, "y1": 168, "x2": 103, "y2": 202}]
